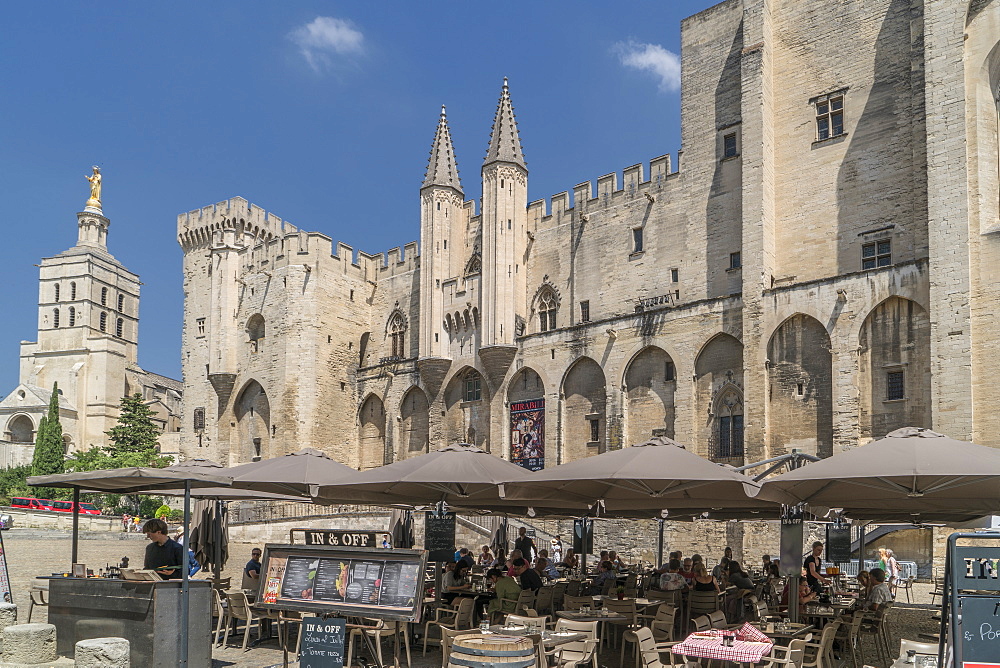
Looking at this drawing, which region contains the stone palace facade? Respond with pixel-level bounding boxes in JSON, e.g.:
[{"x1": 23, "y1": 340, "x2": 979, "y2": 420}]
[{"x1": 177, "y1": 0, "x2": 1000, "y2": 470}]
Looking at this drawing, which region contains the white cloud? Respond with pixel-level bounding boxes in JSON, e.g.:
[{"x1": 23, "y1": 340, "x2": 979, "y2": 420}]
[
  {"x1": 614, "y1": 40, "x2": 681, "y2": 92},
  {"x1": 290, "y1": 16, "x2": 365, "y2": 72}
]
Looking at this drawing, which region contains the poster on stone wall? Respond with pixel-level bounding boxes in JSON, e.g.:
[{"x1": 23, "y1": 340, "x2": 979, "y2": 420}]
[
  {"x1": 510, "y1": 399, "x2": 544, "y2": 471},
  {"x1": 0, "y1": 531, "x2": 10, "y2": 604}
]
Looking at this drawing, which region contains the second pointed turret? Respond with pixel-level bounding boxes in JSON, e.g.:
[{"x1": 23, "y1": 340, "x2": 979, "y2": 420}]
[
  {"x1": 422, "y1": 105, "x2": 463, "y2": 192},
  {"x1": 483, "y1": 77, "x2": 526, "y2": 169}
]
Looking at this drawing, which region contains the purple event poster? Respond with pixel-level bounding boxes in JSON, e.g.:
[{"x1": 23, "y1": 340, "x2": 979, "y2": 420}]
[
  {"x1": 510, "y1": 399, "x2": 544, "y2": 471},
  {"x1": 0, "y1": 530, "x2": 11, "y2": 604}
]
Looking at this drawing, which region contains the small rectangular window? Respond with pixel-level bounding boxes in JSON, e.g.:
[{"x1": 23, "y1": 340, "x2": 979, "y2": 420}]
[
  {"x1": 665, "y1": 361, "x2": 675, "y2": 382},
  {"x1": 196, "y1": 318, "x2": 206, "y2": 336},
  {"x1": 887, "y1": 371, "x2": 905, "y2": 400},
  {"x1": 589, "y1": 418, "x2": 600, "y2": 443},
  {"x1": 729, "y1": 252, "x2": 742, "y2": 269},
  {"x1": 580, "y1": 301, "x2": 590, "y2": 323},
  {"x1": 671, "y1": 268, "x2": 679, "y2": 283},
  {"x1": 723, "y1": 133, "x2": 738, "y2": 158},
  {"x1": 862, "y1": 239, "x2": 891, "y2": 270},
  {"x1": 632, "y1": 228, "x2": 644, "y2": 253},
  {"x1": 193, "y1": 407, "x2": 205, "y2": 431},
  {"x1": 796, "y1": 382, "x2": 804, "y2": 396},
  {"x1": 816, "y1": 94, "x2": 845, "y2": 141}
]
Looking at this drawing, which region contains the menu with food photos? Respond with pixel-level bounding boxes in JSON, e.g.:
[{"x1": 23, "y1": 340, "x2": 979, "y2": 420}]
[{"x1": 256, "y1": 545, "x2": 426, "y2": 621}]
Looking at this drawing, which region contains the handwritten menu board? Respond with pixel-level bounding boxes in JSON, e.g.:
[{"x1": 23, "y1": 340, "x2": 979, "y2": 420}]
[
  {"x1": 424, "y1": 512, "x2": 456, "y2": 562},
  {"x1": 299, "y1": 617, "x2": 345, "y2": 668},
  {"x1": 257, "y1": 545, "x2": 426, "y2": 621}
]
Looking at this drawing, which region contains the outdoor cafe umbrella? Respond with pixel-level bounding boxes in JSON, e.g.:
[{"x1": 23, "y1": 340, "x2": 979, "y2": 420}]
[
  {"x1": 755, "y1": 426, "x2": 1000, "y2": 523},
  {"x1": 310, "y1": 443, "x2": 589, "y2": 513},
  {"x1": 499, "y1": 436, "x2": 790, "y2": 517},
  {"x1": 228, "y1": 447, "x2": 361, "y2": 498},
  {"x1": 28, "y1": 466, "x2": 232, "y2": 668}
]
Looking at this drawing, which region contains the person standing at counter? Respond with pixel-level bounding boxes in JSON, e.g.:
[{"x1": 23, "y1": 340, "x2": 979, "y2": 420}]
[{"x1": 142, "y1": 519, "x2": 184, "y2": 579}]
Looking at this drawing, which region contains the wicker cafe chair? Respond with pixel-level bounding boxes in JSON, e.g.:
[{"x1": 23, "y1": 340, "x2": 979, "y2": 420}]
[{"x1": 423, "y1": 596, "x2": 475, "y2": 655}]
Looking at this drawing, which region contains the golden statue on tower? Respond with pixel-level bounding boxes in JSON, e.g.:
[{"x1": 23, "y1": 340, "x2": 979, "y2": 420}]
[{"x1": 85, "y1": 165, "x2": 102, "y2": 211}]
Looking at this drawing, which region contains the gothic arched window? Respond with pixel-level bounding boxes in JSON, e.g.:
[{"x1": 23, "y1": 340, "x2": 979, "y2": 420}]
[
  {"x1": 101, "y1": 287, "x2": 108, "y2": 306},
  {"x1": 54, "y1": 284, "x2": 60, "y2": 302},
  {"x1": 537, "y1": 290, "x2": 557, "y2": 332},
  {"x1": 53, "y1": 308, "x2": 60, "y2": 328},
  {"x1": 116, "y1": 318, "x2": 124, "y2": 338},
  {"x1": 99, "y1": 312, "x2": 107, "y2": 332},
  {"x1": 714, "y1": 388, "x2": 744, "y2": 459},
  {"x1": 117, "y1": 294, "x2": 124, "y2": 312},
  {"x1": 247, "y1": 314, "x2": 265, "y2": 353},
  {"x1": 70, "y1": 282, "x2": 76, "y2": 300},
  {"x1": 68, "y1": 307, "x2": 76, "y2": 327},
  {"x1": 388, "y1": 312, "x2": 406, "y2": 359}
]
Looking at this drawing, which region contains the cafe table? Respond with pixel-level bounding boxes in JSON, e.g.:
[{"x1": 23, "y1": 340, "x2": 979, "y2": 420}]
[
  {"x1": 750, "y1": 620, "x2": 814, "y2": 641},
  {"x1": 670, "y1": 624, "x2": 774, "y2": 667},
  {"x1": 556, "y1": 610, "x2": 628, "y2": 623},
  {"x1": 488, "y1": 625, "x2": 586, "y2": 648}
]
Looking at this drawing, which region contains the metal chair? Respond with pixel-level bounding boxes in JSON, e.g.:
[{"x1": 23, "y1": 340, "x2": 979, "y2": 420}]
[{"x1": 897, "y1": 575, "x2": 916, "y2": 603}]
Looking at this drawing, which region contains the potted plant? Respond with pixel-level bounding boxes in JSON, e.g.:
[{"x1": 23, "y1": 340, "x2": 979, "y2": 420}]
[{"x1": 616, "y1": 584, "x2": 625, "y2": 600}]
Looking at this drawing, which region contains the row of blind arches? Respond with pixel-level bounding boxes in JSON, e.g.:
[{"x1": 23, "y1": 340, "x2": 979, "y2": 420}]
[
  {"x1": 53, "y1": 283, "x2": 126, "y2": 313},
  {"x1": 51, "y1": 307, "x2": 123, "y2": 337}
]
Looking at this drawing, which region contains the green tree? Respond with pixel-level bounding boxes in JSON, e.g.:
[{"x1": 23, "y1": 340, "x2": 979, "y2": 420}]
[
  {"x1": 30, "y1": 382, "x2": 65, "y2": 497},
  {"x1": 104, "y1": 394, "x2": 171, "y2": 469}
]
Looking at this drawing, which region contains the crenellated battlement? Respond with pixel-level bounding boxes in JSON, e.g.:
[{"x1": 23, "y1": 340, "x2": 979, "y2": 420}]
[
  {"x1": 177, "y1": 196, "x2": 294, "y2": 251},
  {"x1": 527, "y1": 153, "x2": 678, "y2": 231}
]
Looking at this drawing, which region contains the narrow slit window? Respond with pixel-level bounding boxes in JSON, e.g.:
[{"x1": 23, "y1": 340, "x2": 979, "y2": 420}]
[{"x1": 632, "y1": 228, "x2": 644, "y2": 253}]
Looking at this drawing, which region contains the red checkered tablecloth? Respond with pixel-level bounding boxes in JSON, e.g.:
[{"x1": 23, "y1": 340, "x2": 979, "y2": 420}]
[{"x1": 671, "y1": 623, "x2": 774, "y2": 664}]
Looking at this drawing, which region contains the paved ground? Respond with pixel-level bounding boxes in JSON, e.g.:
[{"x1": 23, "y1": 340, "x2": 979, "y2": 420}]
[{"x1": 2, "y1": 530, "x2": 944, "y2": 667}]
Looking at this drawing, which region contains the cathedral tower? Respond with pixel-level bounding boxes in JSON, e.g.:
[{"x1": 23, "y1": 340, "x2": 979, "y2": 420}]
[
  {"x1": 480, "y1": 78, "x2": 528, "y2": 348},
  {"x1": 419, "y1": 106, "x2": 464, "y2": 359}
]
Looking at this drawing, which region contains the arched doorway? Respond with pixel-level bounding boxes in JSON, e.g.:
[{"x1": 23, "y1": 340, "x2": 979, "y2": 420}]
[
  {"x1": 695, "y1": 334, "x2": 744, "y2": 461},
  {"x1": 234, "y1": 380, "x2": 270, "y2": 461},
  {"x1": 561, "y1": 357, "x2": 606, "y2": 461},
  {"x1": 398, "y1": 388, "x2": 429, "y2": 460},
  {"x1": 858, "y1": 297, "x2": 931, "y2": 439},
  {"x1": 623, "y1": 346, "x2": 676, "y2": 445},
  {"x1": 5, "y1": 415, "x2": 34, "y2": 443},
  {"x1": 767, "y1": 314, "x2": 834, "y2": 457},
  {"x1": 359, "y1": 394, "x2": 386, "y2": 469}
]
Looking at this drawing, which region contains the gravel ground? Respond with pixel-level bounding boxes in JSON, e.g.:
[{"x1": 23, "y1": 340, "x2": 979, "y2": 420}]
[{"x1": 1, "y1": 530, "x2": 945, "y2": 667}]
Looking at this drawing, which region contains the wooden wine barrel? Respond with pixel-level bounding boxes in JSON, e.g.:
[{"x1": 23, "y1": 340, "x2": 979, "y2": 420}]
[{"x1": 447, "y1": 634, "x2": 536, "y2": 668}]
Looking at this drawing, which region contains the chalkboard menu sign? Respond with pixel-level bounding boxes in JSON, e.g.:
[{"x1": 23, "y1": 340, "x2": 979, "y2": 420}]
[
  {"x1": 424, "y1": 512, "x2": 456, "y2": 562},
  {"x1": 825, "y1": 524, "x2": 851, "y2": 564},
  {"x1": 256, "y1": 545, "x2": 427, "y2": 621},
  {"x1": 299, "y1": 617, "x2": 345, "y2": 668}
]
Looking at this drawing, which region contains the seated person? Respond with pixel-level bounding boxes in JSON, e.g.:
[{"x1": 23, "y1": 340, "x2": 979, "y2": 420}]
[
  {"x1": 761, "y1": 554, "x2": 772, "y2": 575},
  {"x1": 864, "y1": 568, "x2": 893, "y2": 609},
  {"x1": 442, "y1": 561, "x2": 472, "y2": 604},
  {"x1": 678, "y1": 557, "x2": 696, "y2": 583},
  {"x1": 691, "y1": 563, "x2": 720, "y2": 593},
  {"x1": 780, "y1": 578, "x2": 818, "y2": 607},
  {"x1": 589, "y1": 560, "x2": 618, "y2": 594},
  {"x1": 727, "y1": 561, "x2": 754, "y2": 591},
  {"x1": 490, "y1": 548, "x2": 507, "y2": 569},
  {"x1": 485, "y1": 568, "x2": 522, "y2": 618},
  {"x1": 558, "y1": 548, "x2": 579, "y2": 571},
  {"x1": 535, "y1": 556, "x2": 560, "y2": 581},
  {"x1": 507, "y1": 549, "x2": 523, "y2": 577},
  {"x1": 514, "y1": 557, "x2": 543, "y2": 591},
  {"x1": 608, "y1": 550, "x2": 628, "y2": 571},
  {"x1": 856, "y1": 570, "x2": 872, "y2": 599},
  {"x1": 479, "y1": 545, "x2": 494, "y2": 566},
  {"x1": 658, "y1": 558, "x2": 687, "y2": 591},
  {"x1": 458, "y1": 548, "x2": 476, "y2": 569}
]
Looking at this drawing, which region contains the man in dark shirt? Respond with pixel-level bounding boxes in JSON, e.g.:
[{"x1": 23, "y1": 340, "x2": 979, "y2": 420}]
[
  {"x1": 514, "y1": 527, "x2": 536, "y2": 562},
  {"x1": 513, "y1": 557, "x2": 543, "y2": 591},
  {"x1": 803, "y1": 541, "x2": 830, "y2": 592},
  {"x1": 457, "y1": 548, "x2": 476, "y2": 569},
  {"x1": 142, "y1": 519, "x2": 184, "y2": 579},
  {"x1": 245, "y1": 548, "x2": 262, "y2": 581}
]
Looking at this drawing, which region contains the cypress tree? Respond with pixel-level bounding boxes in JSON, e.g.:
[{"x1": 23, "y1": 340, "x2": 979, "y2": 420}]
[{"x1": 31, "y1": 382, "x2": 65, "y2": 478}]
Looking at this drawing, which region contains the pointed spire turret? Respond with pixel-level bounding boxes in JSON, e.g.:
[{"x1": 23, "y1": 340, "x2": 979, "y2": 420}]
[
  {"x1": 483, "y1": 77, "x2": 526, "y2": 170},
  {"x1": 422, "y1": 105, "x2": 463, "y2": 192}
]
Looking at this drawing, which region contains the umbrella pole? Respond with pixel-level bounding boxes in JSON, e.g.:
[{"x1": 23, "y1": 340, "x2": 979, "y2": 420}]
[
  {"x1": 71, "y1": 487, "x2": 80, "y2": 567},
  {"x1": 213, "y1": 500, "x2": 222, "y2": 582},
  {"x1": 656, "y1": 519, "x2": 664, "y2": 569},
  {"x1": 180, "y1": 480, "x2": 191, "y2": 668}
]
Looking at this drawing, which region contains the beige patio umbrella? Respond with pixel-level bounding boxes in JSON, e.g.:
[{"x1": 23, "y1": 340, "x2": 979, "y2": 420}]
[
  {"x1": 499, "y1": 436, "x2": 790, "y2": 518},
  {"x1": 227, "y1": 447, "x2": 362, "y2": 498},
  {"x1": 755, "y1": 427, "x2": 1000, "y2": 523},
  {"x1": 311, "y1": 443, "x2": 590, "y2": 513}
]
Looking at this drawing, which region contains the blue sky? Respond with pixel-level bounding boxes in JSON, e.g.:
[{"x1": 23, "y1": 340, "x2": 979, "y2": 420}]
[{"x1": 0, "y1": 1, "x2": 716, "y2": 388}]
